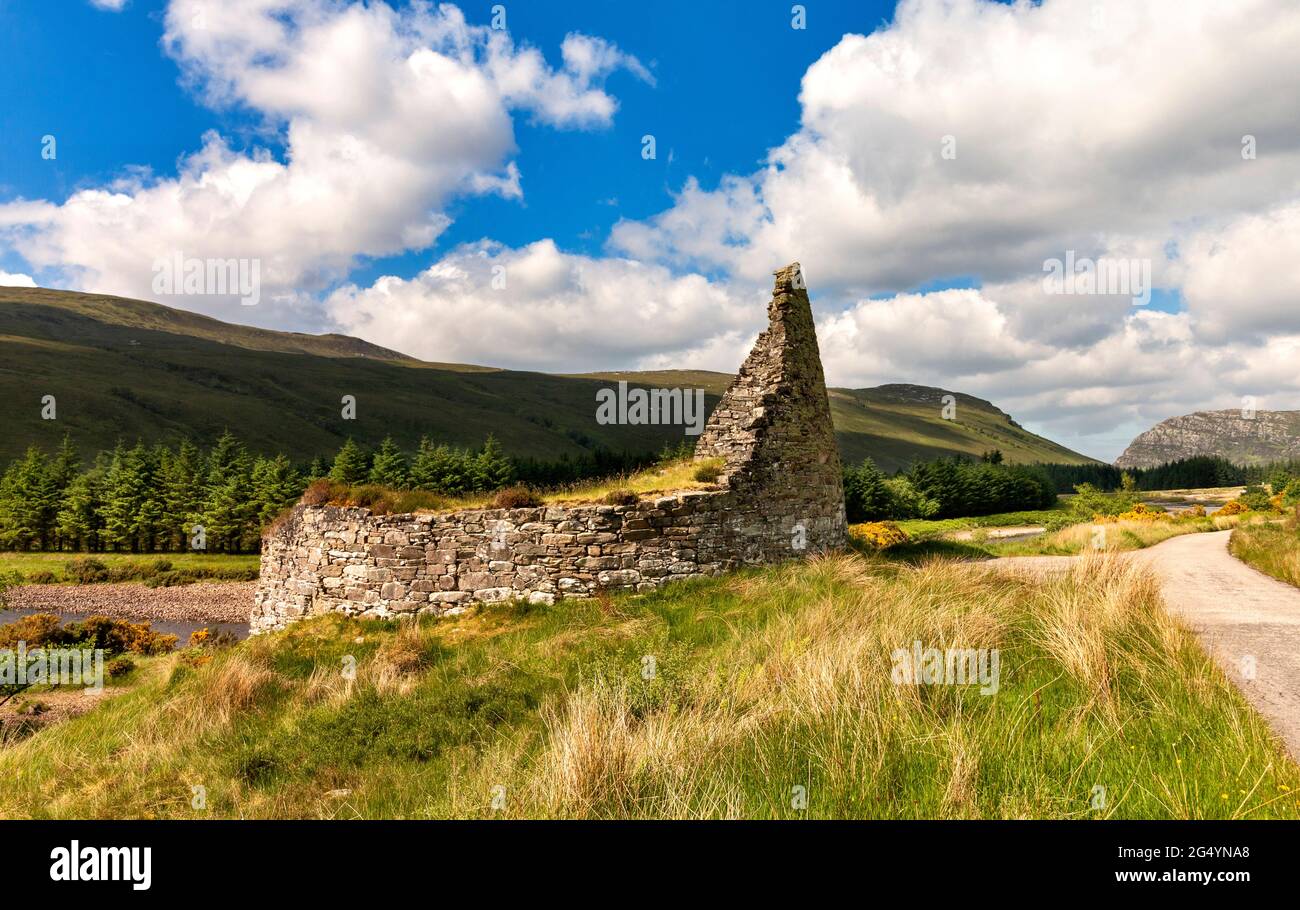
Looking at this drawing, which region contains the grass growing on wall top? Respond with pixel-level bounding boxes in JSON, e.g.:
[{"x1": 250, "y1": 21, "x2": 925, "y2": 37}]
[{"x1": 302, "y1": 457, "x2": 725, "y2": 516}]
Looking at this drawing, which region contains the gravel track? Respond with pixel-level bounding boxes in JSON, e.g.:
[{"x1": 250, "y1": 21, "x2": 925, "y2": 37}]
[
  {"x1": 3, "y1": 582, "x2": 255, "y2": 624},
  {"x1": 990, "y1": 530, "x2": 1300, "y2": 759}
]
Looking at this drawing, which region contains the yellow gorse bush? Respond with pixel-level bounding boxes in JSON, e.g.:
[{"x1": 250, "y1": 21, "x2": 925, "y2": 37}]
[{"x1": 848, "y1": 521, "x2": 910, "y2": 550}]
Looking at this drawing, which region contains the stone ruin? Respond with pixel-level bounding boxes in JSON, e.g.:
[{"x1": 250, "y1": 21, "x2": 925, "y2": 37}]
[{"x1": 251, "y1": 262, "x2": 846, "y2": 632}]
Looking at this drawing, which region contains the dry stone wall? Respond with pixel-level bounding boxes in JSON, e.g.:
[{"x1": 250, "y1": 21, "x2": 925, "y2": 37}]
[{"x1": 251, "y1": 262, "x2": 846, "y2": 632}]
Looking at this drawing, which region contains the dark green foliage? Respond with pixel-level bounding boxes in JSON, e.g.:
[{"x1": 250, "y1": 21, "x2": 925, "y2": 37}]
[
  {"x1": 368, "y1": 436, "x2": 409, "y2": 489},
  {"x1": 105, "y1": 655, "x2": 136, "y2": 679},
  {"x1": 0, "y1": 434, "x2": 302, "y2": 555},
  {"x1": 846, "y1": 456, "x2": 1056, "y2": 521},
  {"x1": 511, "y1": 447, "x2": 660, "y2": 487},
  {"x1": 474, "y1": 435, "x2": 515, "y2": 490},
  {"x1": 1039, "y1": 455, "x2": 1255, "y2": 494},
  {"x1": 0, "y1": 612, "x2": 176, "y2": 654},
  {"x1": 1239, "y1": 484, "x2": 1272, "y2": 511},
  {"x1": 64, "y1": 557, "x2": 110, "y2": 584},
  {"x1": 328, "y1": 438, "x2": 370, "y2": 486},
  {"x1": 842, "y1": 458, "x2": 893, "y2": 522}
]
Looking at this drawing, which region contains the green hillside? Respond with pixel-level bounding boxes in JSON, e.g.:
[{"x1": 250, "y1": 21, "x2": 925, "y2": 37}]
[
  {"x1": 0, "y1": 288, "x2": 1093, "y2": 469},
  {"x1": 577, "y1": 374, "x2": 1094, "y2": 472},
  {"x1": 828, "y1": 384, "x2": 1092, "y2": 471},
  {"x1": 0, "y1": 288, "x2": 695, "y2": 463}
]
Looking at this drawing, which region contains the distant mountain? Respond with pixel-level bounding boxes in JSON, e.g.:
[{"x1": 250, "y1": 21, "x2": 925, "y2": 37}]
[
  {"x1": 1, "y1": 287, "x2": 1095, "y2": 470},
  {"x1": 1116, "y1": 409, "x2": 1300, "y2": 468}
]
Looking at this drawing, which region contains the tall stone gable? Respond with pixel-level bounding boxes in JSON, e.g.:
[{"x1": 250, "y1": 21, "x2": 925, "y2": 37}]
[{"x1": 694, "y1": 261, "x2": 847, "y2": 556}]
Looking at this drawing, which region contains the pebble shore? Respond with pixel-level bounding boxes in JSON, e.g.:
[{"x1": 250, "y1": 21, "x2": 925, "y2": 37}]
[{"x1": 4, "y1": 582, "x2": 255, "y2": 625}]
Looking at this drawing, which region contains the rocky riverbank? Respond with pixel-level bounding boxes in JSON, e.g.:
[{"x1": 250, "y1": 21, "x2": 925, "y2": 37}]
[{"x1": 3, "y1": 582, "x2": 254, "y2": 625}]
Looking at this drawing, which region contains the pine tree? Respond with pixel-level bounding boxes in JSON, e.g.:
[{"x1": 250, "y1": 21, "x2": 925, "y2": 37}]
[
  {"x1": 474, "y1": 435, "x2": 515, "y2": 491},
  {"x1": 98, "y1": 442, "x2": 159, "y2": 552},
  {"x1": 252, "y1": 454, "x2": 304, "y2": 527},
  {"x1": 842, "y1": 458, "x2": 892, "y2": 522},
  {"x1": 98, "y1": 442, "x2": 134, "y2": 551},
  {"x1": 307, "y1": 455, "x2": 330, "y2": 481},
  {"x1": 368, "y1": 436, "x2": 409, "y2": 488},
  {"x1": 200, "y1": 432, "x2": 257, "y2": 552},
  {"x1": 329, "y1": 438, "x2": 370, "y2": 486},
  {"x1": 409, "y1": 437, "x2": 439, "y2": 490},
  {"x1": 56, "y1": 466, "x2": 105, "y2": 552},
  {"x1": 44, "y1": 434, "x2": 82, "y2": 550},
  {"x1": 159, "y1": 439, "x2": 206, "y2": 552},
  {"x1": 411, "y1": 437, "x2": 472, "y2": 493}
]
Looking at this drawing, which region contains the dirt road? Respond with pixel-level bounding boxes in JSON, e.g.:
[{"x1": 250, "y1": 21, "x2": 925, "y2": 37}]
[{"x1": 992, "y1": 530, "x2": 1300, "y2": 758}]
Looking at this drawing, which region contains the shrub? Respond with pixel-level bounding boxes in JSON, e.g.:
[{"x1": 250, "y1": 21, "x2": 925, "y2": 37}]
[
  {"x1": 189, "y1": 627, "x2": 239, "y2": 650},
  {"x1": 691, "y1": 461, "x2": 723, "y2": 483},
  {"x1": 492, "y1": 485, "x2": 543, "y2": 509},
  {"x1": 602, "y1": 489, "x2": 639, "y2": 506},
  {"x1": 883, "y1": 476, "x2": 940, "y2": 519},
  {"x1": 0, "y1": 571, "x2": 21, "y2": 607},
  {"x1": 0, "y1": 613, "x2": 69, "y2": 649},
  {"x1": 25, "y1": 570, "x2": 57, "y2": 585},
  {"x1": 1114, "y1": 502, "x2": 1171, "y2": 523},
  {"x1": 1069, "y1": 483, "x2": 1137, "y2": 520},
  {"x1": 1239, "y1": 485, "x2": 1273, "y2": 511},
  {"x1": 1281, "y1": 478, "x2": 1300, "y2": 507},
  {"x1": 848, "y1": 521, "x2": 910, "y2": 550},
  {"x1": 64, "y1": 615, "x2": 178, "y2": 655},
  {"x1": 300, "y1": 478, "x2": 341, "y2": 507},
  {"x1": 64, "y1": 557, "x2": 110, "y2": 584},
  {"x1": 105, "y1": 655, "x2": 136, "y2": 679},
  {"x1": 1218, "y1": 500, "x2": 1248, "y2": 516}
]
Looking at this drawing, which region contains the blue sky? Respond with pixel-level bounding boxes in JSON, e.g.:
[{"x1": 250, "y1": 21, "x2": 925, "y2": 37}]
[
  {"x1": 2, "y1": 0, "x2": 1297, "y2": 463},
  {"x1": 1, "y1": 0, "x2": 896, "y2": 287}
]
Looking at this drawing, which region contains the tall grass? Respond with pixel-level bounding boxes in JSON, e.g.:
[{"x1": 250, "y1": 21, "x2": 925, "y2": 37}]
[
  {"x1": 1230, "y1": 523, "x2": 1300, "y2": 589},
  {"x1": 0, "y1": 552, "x2": 1295, "y2": 819},
  {"x1": 987, "y1": 514, "x2": 1243, "y2": 557}
]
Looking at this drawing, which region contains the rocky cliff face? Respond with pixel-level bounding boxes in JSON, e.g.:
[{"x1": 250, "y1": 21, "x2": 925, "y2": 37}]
[{"x1": 1115, "y1": 409, "x2": 1300, "y2": 468}]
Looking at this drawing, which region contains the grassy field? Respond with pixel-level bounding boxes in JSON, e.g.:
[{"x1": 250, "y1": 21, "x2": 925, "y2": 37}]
[
  {"x1": 896, "y1": 507, "x2": 1072, "y2": 539},
  {"x1": 1, "y1": 552, "x2": 1295, "y2": 819},
  {"x1": 869, "y1": 513, "x2": 1247, "y2": 563},
  {"x1": 0, "y1": 552, "x2": 259, "y2": 584},
  {"x1": 1229, "y1": 523, "x2": 1300, "y2": 588}
]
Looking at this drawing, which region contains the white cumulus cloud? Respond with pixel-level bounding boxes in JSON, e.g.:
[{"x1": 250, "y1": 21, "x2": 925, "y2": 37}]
[
  {"x1": 0, "y1": 1, "x2": 648, "y2": 328},
  {"x1": 326, "y1": 239, "x2": 760, "y2": 373}
]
